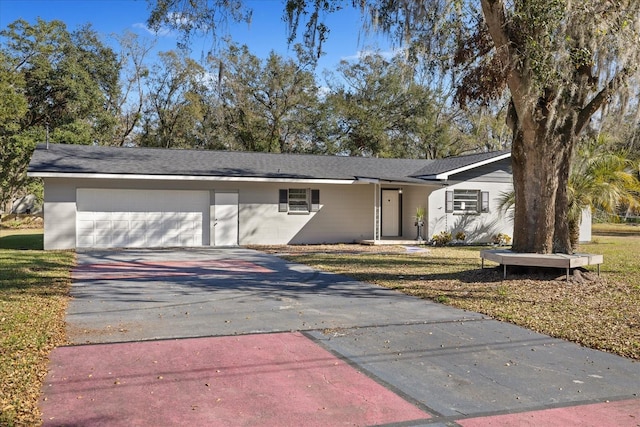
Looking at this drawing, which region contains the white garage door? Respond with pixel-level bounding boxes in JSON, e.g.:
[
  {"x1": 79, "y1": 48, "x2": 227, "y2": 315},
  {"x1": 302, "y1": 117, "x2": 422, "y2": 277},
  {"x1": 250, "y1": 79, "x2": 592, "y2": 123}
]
[{"x1": 76, "y1": 189, "x2": 209, "y2": 248}]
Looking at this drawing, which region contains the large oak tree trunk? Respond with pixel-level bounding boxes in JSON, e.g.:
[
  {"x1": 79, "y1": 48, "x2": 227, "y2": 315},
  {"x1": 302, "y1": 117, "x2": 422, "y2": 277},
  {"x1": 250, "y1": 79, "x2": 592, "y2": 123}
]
[
  {"x1": 511, "y1": 129, "x2": 557, "y2": 253},
  {"x1": 510, "y1": 121, "x2": 575, "y2": 254}
]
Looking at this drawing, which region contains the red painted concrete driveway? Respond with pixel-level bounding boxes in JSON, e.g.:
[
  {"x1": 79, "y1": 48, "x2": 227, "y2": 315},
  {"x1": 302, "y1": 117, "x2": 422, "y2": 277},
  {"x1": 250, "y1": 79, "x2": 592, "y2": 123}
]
[{"x1": 42, "y1": 333, "x2": 429, "y2": 426}]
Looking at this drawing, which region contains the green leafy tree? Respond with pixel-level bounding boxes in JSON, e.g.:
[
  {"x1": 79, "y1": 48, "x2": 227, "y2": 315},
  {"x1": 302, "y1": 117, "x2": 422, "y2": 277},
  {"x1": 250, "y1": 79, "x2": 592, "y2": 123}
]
[
  {"x1": 597, "y1": 107, "x2": 640, "y2": 161},
  {"x1": 324, "y1": 53, "x2": 416, "y2": 157},
  {"x1": 0, "y1": 19, "x2": 121, "y2": 210},
  {"x1": 568, "y1": 137, "x2": 640, "y2": 245},
  {"x1": 0, "y1": 51, "x2": 29, "y2": 212},
  {"x1": 147, "y1": 1, "x2": 640, "y2": 254},
  {"x1": 211, "y1": 43, "x2": 321, "y2": 153},
  {"x1": 324, "y1": 52, "x2": 475, "y2": 158},
  {"x1": 2, "y1": 19, "x2": 121, "y2": 143},
  {"x1": 138, "y1": 50, "x2": 209, "y2": 148},
  {"x1": 463, "y1": 107, "x2": 511, "y2": 153}
]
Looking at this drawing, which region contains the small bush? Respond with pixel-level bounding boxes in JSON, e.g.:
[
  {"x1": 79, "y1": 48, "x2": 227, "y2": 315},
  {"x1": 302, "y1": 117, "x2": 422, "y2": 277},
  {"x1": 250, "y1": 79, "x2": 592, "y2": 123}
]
[
  {"x1": 492, "y1": 233, "x2": 512, "y2": 246},
  {"x1": 0, "y1": 215, "x2": 43, "y2": 230},
  {"x1": 455, "y1": 231, "x2": 466, "y2": 241},
  {"x1": 431, "y1": 231, "x2": 452, "y2": 246},
  {"x1": 434, "y1": 294, "x2": 450, "y2": 304}
]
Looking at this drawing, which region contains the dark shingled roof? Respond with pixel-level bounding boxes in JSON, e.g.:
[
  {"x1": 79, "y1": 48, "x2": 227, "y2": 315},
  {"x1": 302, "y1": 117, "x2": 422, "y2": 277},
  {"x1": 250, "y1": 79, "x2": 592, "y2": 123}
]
[{"x1": 28, "y1": 144, "x2": 510, "y2": 183}]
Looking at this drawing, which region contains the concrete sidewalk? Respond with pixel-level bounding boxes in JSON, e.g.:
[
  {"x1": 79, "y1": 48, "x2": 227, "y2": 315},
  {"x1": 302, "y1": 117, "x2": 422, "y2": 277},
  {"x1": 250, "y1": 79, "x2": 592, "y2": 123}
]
[{"x1": 41, "y1": 249, "x2": 640, "y2": 426}]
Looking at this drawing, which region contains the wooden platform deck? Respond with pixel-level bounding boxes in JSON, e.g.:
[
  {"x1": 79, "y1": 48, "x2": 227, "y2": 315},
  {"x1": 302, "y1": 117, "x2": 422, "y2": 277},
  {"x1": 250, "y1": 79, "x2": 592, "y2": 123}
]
[
  {"x1": 359, "y1": 239, "x2": 427, "y2": 246},
  {"x1": 480, "y1": 249, "x2": 603, "y2": 281}
]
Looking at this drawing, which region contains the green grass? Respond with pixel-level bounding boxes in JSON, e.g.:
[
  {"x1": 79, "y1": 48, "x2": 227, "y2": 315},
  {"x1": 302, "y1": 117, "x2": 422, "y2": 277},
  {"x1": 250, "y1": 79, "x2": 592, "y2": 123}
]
[
  {"x1": 0, "y1": 229, "x2": 44, "y2": 250},
  {"x1": 579, "y1": 235, "x2": 640, "y2": 286},
  {"x1": 0, "y1": 231, "x2": 74, "y2": 426},
  {"x1": 592, "y1": 222, "x2": 640, "y2": 236}
]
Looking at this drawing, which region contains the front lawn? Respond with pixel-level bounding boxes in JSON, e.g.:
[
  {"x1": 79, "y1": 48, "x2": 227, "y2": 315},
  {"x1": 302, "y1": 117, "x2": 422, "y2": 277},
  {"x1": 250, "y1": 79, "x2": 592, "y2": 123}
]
[
  {"x1": 0, "y1": 228, "x2": 44, "y2": 250},
  {"x1": 0, "y1": 233, "x2": 74, "y2": 426},
  {"x1": 262, "y1": 229, "x2": 640, "y2": 360}
]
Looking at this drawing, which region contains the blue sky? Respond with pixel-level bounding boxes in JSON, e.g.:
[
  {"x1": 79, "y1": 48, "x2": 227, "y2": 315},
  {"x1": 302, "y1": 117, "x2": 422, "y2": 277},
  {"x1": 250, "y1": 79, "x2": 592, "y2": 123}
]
[{"x1": 0, "y1": 0, "x2": 394, "y2": 73}]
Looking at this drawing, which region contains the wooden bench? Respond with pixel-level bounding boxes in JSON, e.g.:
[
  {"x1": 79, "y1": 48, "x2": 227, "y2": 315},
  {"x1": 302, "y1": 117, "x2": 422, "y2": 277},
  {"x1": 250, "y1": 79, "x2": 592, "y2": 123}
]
[{"x1": 480, "y1": 249, "x2": 603, "y2": 281}]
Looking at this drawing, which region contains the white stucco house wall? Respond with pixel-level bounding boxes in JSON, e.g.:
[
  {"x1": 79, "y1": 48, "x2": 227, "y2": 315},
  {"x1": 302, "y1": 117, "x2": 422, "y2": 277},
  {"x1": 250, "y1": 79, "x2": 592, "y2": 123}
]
[{"x1": 27, "y1": 143, "x2": 575, "y2": 250}]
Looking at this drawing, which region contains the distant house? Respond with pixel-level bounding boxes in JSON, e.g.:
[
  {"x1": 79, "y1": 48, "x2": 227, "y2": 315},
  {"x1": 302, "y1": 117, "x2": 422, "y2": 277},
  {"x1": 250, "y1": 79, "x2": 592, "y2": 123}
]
[
  {"x1": 29, "y1": 143, "x2": 523, "y2": 250},
  {"x1": 10, "y1": 194, "x2": 39, "y2": 214}
]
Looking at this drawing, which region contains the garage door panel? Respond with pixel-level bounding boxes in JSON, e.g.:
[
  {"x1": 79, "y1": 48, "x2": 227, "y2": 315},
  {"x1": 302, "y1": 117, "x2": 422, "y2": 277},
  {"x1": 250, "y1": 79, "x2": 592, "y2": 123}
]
[
  {"x1": 94, "y1": 233, "x2": 112, "y2": 247},
  {"x1": 170, "y1": 232, "x2": 199, "y2": 246},
  {"x1": 163, "y1": 233, "x2": 180, "y2": 246},
  {"x1": 145, "y1": 232, "x2": 164, "y2": 247},
  {"x1": 128, "y1": 233, "x2": 146, "y2": 247},
  {"x1": 77, "y1": 220, "x2": 94, "y2": 231},
  {"x1": 76, "y1": 189, "x2": 208, "y2": 248},
  {"x1": 184, "y1": 221, "x2": 198, "y2": 231},
  {"x1": 111, "y1": 230, "x2": 131, "y2": 247},
  {"x1": 145, "y1": 229, "x2": 164, "y2": 246},
  {"x1": 147, "y1": 220, "x2": 163, "y2": 231},
  {"x1": 95, "y1": 220, "x2": 112, "y2": 230},
  {"x1": 77, "y1": 235, "x2": 94, "y2": 247},
  {"x1": 162, "y1": 219, "x2": 179, "y2": 231},
  {"x1": 112, "y1": 220, "x2": 129, "y2": 230},
  {"x1": 131, "y1": 220, "x2": 146, "y2": 231}
]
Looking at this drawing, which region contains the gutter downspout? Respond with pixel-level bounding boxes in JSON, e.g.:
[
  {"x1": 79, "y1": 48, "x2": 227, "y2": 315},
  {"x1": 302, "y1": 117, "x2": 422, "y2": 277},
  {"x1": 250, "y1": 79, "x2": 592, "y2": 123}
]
[{"x1": 374, "y1": 182, "x2": 380, "y2": 241}]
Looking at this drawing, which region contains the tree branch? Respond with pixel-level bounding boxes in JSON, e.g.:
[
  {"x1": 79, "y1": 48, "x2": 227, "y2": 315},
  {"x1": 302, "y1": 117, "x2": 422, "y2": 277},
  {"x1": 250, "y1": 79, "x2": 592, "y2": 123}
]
[
  {"x1": 575, "y1": 68, "x2": 630, "y2": 136},
  {"x1": 480, "y1": 0, "x2": 530, "y2": 129}
]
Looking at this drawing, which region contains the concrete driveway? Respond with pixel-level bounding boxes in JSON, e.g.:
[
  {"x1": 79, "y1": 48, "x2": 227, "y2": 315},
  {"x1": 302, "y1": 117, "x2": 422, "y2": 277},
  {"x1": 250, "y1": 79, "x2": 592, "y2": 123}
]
[{"x1": 41, "y1": 248, "x2": 640, "y2": 426}]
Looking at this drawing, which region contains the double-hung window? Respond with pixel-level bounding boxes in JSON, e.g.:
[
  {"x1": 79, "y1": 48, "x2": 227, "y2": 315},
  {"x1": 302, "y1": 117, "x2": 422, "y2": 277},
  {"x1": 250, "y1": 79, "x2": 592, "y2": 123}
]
[
  {"x1": 279, "y1": 189, "x2": 320, "y2": 213},
  {"x1": 445, "y1": 190, "x2": 489, "y2": 214}
]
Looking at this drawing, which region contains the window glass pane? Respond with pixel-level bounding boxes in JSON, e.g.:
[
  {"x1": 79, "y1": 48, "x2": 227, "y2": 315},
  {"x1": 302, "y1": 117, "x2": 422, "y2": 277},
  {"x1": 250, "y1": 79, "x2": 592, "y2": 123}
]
[
  {"x1": 453, "y1": 190, "x2": 479, "y2": 212},
  {"x1": 288, "y1": 189, "x2": 308, "y2": 212}
]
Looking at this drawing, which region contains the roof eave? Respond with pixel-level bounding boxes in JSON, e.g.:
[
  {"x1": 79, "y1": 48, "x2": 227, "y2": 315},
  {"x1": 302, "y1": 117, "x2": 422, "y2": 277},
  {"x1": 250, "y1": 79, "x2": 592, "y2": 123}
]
[
  {"x1": 420, "y1": 152, "x2": 511, "y2": 181},
  {"x1": 27, "y1": 171, "x2": 358, "y2": 185}
]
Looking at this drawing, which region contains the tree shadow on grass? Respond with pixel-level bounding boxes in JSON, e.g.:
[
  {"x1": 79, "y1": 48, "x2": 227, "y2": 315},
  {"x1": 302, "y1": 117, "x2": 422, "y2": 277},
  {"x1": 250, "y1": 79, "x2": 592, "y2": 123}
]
[
  {"x1": 0, "y1": 247, "x2": 74, "y2": 295},
  {"x1": 0, "y1": 233, "x2": 43, "y2": 250}
]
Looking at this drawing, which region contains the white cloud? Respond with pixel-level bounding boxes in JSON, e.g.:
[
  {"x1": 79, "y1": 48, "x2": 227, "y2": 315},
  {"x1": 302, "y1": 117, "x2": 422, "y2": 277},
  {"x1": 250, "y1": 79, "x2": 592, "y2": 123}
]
[
  {"x1": 132, "y1": 22, "x2": 174, "y2": 37},
  {"x1": 167, "y1": 12, "x2": 191, "y2": 28},
  {"x1": 317, "y1": 85, "x2": 331, "y2": 100}
]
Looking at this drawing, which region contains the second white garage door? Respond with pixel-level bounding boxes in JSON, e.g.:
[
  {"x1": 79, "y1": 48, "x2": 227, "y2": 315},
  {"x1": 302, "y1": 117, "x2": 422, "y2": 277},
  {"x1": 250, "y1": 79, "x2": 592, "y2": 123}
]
[{"x1": 76, "y1": 189, "x2": 209, "y2": 248}]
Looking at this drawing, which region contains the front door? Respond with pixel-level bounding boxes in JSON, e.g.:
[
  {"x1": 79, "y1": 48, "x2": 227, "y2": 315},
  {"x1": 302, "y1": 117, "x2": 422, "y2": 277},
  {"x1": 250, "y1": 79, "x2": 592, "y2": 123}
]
[
  {"x1": 381, "y1": 189, "x2": 401, "y2": 237},
  {"x1": 213, "y1": 192, "x2": 239, "y2": 246}
]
